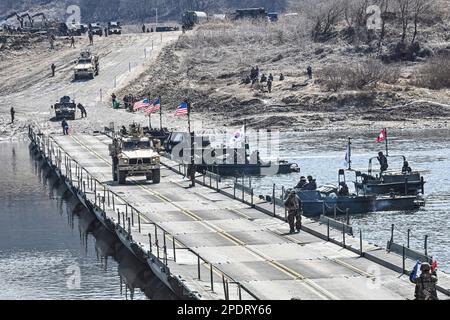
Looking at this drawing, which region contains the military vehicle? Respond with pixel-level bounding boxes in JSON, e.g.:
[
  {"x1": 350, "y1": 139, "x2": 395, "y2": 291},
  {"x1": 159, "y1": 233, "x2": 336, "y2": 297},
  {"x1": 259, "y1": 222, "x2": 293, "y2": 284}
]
[
  {"x1": 182, "y1": 11, "x2": 207, "y2": 30},
  {"x1": 107, "y1": 22, "x2": 122, "y2": 35},
  {"x1": 229, "y1": 8, "x2": 268, "y2": 21},
  {"x1": 109, "y1": 124, "x2": 161, "y2": 185},
  {"x1": 68, "y1": 22, "x2": 88, "y2": 36},
  {"x1": 88, "y1": 22, "x2": 103, "y2": 36},
  {"x1": 74, "y1": 51, "x2": 99, "y2": 80},
  {"x1": 52, "y1": 96, "x2": 76, "y2": 120},
  {"x1": 354, "y1": 155, "x2": 425, "y2": 196},
  {"x1": 155, "y1": 26, "x2": 179, "y2": 32}
]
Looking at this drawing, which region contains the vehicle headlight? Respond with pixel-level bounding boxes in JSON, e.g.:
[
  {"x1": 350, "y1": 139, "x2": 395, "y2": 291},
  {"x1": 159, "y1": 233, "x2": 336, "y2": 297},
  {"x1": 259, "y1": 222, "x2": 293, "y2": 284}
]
[{"x1": 120, "y1": 159, "x2": 128, "y2": 164}]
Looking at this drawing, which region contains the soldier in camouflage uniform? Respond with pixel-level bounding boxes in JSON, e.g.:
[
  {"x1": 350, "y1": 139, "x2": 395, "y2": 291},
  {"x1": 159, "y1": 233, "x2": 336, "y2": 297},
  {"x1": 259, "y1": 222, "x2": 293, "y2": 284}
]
[
  {"x1": 284, "y1": 190, "x2": 302, "y2": 234},
  {"x1": 414, "y1": 262, "x2": 438, "y2": 300}
]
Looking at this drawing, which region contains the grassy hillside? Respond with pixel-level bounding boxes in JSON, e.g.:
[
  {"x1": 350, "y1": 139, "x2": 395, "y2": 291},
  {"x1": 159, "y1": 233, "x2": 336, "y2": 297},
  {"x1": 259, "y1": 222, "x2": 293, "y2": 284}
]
[{"x1": 119, "y1": 0, "x2": 450, "y2": 130}]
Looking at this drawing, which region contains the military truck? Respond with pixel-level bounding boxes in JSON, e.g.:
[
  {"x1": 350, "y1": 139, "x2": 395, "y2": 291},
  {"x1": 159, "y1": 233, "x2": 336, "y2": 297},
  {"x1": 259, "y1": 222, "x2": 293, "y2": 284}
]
[
  {"x1": 74, "y1": 51, "x2": 99, "y2": 80},
  {"x1": 229, "y1": 8, "x2": 268, "y2": 21},
  {"x1": 53, "y1": 96, "x2": 76, "y2": 120},
  {"x1": 109, "y1": 124, "x2": 161, "y2": 184},
  {"x1": 182, "y1": 11, "x2": 207, "y2": 30},
  {"x1": 107, "y1": 22, "x2": 122, "y2": 35}
]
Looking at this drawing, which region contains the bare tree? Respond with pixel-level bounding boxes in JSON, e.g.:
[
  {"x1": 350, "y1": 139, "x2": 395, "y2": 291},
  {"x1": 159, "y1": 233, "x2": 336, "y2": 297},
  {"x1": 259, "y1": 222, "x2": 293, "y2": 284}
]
[
  {"x1": 310, "y1": 0, "x2": 344, "y2": 41},
  {"x1": 377, "y1": 0, "x2": 390, "y2": 50},
  {"x1": 396, "y1": 0, "x2": 411, "y2": 43},
  {"x1": 343, "y1": 0, "x2": 370, "y2": 29},
  {"x1": 410, "y1": 0, "x2": 432, "y2": 43}
]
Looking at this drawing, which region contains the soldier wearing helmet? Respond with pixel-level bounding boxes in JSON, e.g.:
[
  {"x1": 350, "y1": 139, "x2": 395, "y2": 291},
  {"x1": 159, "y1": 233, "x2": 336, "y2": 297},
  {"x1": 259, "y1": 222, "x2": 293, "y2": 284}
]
[
  {"x1": 284, "y1": 190, "x2": 302, "y2": 234},
  {"x1": 414, "y1": 262, "x2": 438, "y2": 300}
]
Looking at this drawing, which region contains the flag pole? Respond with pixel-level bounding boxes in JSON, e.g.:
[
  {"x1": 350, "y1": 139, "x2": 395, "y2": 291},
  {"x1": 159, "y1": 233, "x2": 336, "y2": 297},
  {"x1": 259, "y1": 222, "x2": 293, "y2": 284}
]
[
  {"x1": 187, "y1": 100, "x2": 191, "y2": 134},
  {"x1": 148, "y1": 93, "x2": 152, "y2": 130},
  {"x1": 385, "y1": 128, "x2": 388, "y2": 156},
  {"x1": 159, "y1": 97, "x2": 162, "y2": 130},
  {"x1": 347, "y1": 137, "x2": 352, "y2": 170}
]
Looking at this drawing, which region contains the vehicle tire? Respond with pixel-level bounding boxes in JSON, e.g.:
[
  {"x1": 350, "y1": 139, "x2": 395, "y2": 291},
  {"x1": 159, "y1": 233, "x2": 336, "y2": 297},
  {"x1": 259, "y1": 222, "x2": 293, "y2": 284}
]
[
  {"x1": 118, "y1": 171, "x2": 126, "y2": 185},
  {"x1": 112, "y1": 158, "x2": 118, "y2": 181},
  {"x1": 74, "y1": 74, "x2": 78, "y2": 81},
  {"x1": 152, "y1": 169, "x2": 161, "y2": 184},
  {"x1": 90, "y1": 73, "x2": 94, "y2": 79}
]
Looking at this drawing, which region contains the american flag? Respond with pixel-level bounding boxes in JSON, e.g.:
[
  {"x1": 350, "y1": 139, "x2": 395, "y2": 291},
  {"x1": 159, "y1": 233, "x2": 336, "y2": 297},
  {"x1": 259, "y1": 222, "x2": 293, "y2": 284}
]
[
  {"x1": 133, "y1": 98, "x2": 150, "y2": 111},
  {"x1": 175, "y1": 101, "x2": 189, "y2": 116},
  {"x1": 144, "y1": 98, "x2": 161, "y2": 116}
]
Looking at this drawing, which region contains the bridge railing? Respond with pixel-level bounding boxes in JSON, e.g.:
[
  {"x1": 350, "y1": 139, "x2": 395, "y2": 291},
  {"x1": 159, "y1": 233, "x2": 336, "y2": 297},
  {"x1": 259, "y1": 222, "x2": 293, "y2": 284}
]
[{"x1": 29, "y1": 126, "x2": 259, "y2": 300}]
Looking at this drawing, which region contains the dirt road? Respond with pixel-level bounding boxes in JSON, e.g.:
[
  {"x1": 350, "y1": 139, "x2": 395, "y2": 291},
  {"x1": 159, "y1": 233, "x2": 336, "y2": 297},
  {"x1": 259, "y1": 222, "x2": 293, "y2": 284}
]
[{"x1": 0, "y1": 32, "x2": 181, "y2": 140}]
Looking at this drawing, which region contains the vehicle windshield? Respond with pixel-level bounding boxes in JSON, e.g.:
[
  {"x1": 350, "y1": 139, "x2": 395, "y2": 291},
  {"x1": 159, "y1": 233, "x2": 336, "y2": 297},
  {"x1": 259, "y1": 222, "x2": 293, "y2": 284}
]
[
  {"x1": 78, "y1": 58, "x2": 91, "y2": 64},
  {"x1": 123, "y1": 140, "x2": 151, "y2": 150}
]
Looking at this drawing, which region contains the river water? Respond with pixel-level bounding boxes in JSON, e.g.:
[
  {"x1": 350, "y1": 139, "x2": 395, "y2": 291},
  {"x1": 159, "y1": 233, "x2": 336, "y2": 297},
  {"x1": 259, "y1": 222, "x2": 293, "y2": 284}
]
[
  {"x1": 0, "y1": 141, "x2": 154, "y2": 300},
  {"x1": 236, "y1": 128, "x2": 450, "y2": 273}
]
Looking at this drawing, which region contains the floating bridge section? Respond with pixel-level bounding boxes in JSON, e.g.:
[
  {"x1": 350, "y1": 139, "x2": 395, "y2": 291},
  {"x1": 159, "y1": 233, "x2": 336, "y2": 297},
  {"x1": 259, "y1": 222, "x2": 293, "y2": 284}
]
[{"x1": 28, "y1": 127, "x2": 450, "y2": 300}]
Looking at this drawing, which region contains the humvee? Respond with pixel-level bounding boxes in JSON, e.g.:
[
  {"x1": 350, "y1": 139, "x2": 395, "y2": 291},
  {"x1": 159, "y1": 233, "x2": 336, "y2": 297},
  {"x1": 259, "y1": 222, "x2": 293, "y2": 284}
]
[
  {"x1": 107, "y1": 22, "x2": 122, "y2": 35},
  {"x1": 74, "y1": 51, "x2": 99, "y2": 80},
  {"x1": 109, "y1": 124, "x2": 161, "y2": 184},
  {"x1": 53, "y1": 96, "x2": 76, "y2": 120}
]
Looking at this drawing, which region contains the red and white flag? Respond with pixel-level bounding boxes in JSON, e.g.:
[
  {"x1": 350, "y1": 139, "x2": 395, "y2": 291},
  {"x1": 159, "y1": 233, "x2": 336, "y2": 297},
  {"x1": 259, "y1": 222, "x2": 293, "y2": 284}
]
[
  {"x1": 377, "y1": 129, "x2": 387, "y2": 143},
  {"x1": 432, "y1": 260, "x2": 438, "y2": 272}
]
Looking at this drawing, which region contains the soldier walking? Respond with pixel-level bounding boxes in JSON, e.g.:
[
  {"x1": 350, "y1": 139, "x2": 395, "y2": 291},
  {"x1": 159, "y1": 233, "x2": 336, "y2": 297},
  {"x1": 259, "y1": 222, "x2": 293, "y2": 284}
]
[
  {"x1": 70, "y1": 36, "x2": 75, "y2": 48},
  {"x1": 10, "y1": 107, "x2": 15, "y2": 124},
  {"x1": 284, "y1": 190, "x2": 302, "y2": 234},
  {"x1": 62, "y1": 118, "x2": 69, "y2": 135},
  {"x1": 414, "y1": 262, "x2": 438, "y2": 300},
  {"x1": 88, "y1": 31, "x2": 94, "y2": 45},
  {"x1": 307, "y1": 65, "x2": 313, "y2": 80},
  {"x1": 51, "y1": 63, "x2": 56, "y2": 77},
  {"x1": 49, "y1": 34, "x2": 55, "y2": 49},
  {"x1": 267, "y1": 79, "x2": 273, "y2": 93}
]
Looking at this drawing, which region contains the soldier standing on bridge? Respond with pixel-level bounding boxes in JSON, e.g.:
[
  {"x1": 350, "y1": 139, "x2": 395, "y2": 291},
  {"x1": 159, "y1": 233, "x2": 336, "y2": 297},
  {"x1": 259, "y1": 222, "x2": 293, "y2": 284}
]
[
  {"x1": 414, "y1": 262, "x2": 438, "y2": 300},
  {"x1": 62, "y1": 118, "x2": 69, "y2": 135},
  {"x1": 284, "y1": 190, "x2": 302, "y2": 234}
]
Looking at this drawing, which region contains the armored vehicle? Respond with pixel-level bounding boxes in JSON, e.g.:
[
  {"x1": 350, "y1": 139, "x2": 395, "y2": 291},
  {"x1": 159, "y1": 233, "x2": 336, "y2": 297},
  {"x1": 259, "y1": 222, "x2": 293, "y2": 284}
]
[
  {"x1": 74, "y1": 51, "x2": 99, "y2": 80},
  {"x1": 107, "y1": 22, "x2": 122, "y2": 35},
  {"x1": 53, "y1": 96, "x2": 76, "y2": 120},
  {"x1": 109, "y1": 124, "x2": 161, "y2": 185},
  {"x1": 89, "y1": 22, "x2": 103, "y2": 36}
]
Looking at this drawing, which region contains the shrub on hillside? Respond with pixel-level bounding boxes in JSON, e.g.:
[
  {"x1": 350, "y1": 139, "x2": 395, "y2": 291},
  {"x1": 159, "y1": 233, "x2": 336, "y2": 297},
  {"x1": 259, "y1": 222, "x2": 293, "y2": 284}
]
[
  {"x1": 318, "y1": 60, "x2": 395, "y2": 91},
  {"x1": 415, "y1": 55, "x2": 450, "y2": 89}
]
